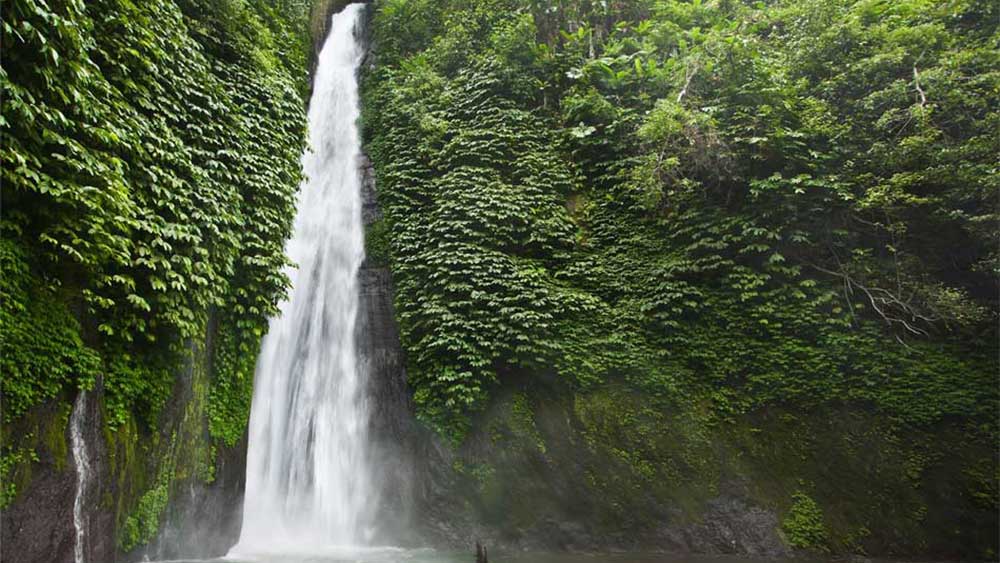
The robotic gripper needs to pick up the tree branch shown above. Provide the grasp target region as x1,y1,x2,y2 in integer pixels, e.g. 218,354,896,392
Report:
807,262,935,337
676,63,697,103
913,65,927,111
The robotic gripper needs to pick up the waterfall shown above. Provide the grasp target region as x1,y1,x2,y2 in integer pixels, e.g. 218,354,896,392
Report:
231,3,375,555
70,391,91,563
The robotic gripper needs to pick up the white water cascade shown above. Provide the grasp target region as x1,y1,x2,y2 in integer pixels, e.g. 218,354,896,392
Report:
70,391,92,563
231,3,375,555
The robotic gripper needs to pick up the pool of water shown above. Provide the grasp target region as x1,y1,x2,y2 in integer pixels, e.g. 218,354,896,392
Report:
154,547,904,563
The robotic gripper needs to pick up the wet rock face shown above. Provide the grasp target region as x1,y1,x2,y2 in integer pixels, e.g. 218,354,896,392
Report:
137,325,247,562
1,404,77,563
662,495,789,557
399,391,790,556
3,330,249,563
356,264,421,544
2,482,73,563
356,151,427,546
359,154,381,226
1,389,116,563
144,440,246,561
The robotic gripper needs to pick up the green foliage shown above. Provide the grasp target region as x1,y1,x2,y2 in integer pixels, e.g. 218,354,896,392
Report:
1,0,310,448
508,393,546,454
0,239,100,421
365,218,392,266
364,0,998,441
207,312,261,446
103,352,175,430
364,6,673,437
783,491,829,550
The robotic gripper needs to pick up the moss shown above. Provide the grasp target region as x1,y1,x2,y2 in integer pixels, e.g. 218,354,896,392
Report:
174,339,213,485
101,334,218,553
117,431,178,552
0,241,100,423
42,402,72,472
445,377,994,557
201,445,217,485
0,441,38,509
207,312,260,447
452,379,994,556
504,392,546,454
1,397,76,507
720,407,994,555
572,386,718,529
115,334,218,550
963,454,1000,510
105,412,146,550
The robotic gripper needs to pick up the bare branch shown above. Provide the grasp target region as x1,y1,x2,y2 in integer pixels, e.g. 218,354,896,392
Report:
913,65,927,111
676,63,697,104
849,213,887,231
807,262,936,337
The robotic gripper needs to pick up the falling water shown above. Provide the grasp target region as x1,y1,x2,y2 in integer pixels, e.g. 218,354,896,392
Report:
70,391,91,563
231,3,374,555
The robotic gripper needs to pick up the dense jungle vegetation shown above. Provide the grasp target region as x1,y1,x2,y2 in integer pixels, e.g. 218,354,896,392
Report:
363,0,997,440
1,0,997,557
362,0,998,551
2,0,315,546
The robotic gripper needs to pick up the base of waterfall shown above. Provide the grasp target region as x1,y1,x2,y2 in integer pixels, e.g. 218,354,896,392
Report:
224,545,435,562
143,551,935,563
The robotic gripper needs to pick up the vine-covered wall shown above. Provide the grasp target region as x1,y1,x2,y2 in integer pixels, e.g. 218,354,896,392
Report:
1,0,316,560
361,0,998,556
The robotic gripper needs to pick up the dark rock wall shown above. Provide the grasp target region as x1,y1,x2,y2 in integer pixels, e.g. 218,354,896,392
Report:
146,441,245,560
138,328,247,561
1,397,101,563
134,335,246,562
397,385,792,556
357,154,425,546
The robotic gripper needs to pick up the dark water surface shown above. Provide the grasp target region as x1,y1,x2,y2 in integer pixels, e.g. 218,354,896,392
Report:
155,547,930,563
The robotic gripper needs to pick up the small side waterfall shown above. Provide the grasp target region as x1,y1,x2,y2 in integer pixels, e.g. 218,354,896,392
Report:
70,391,92,563
231,3,375,555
